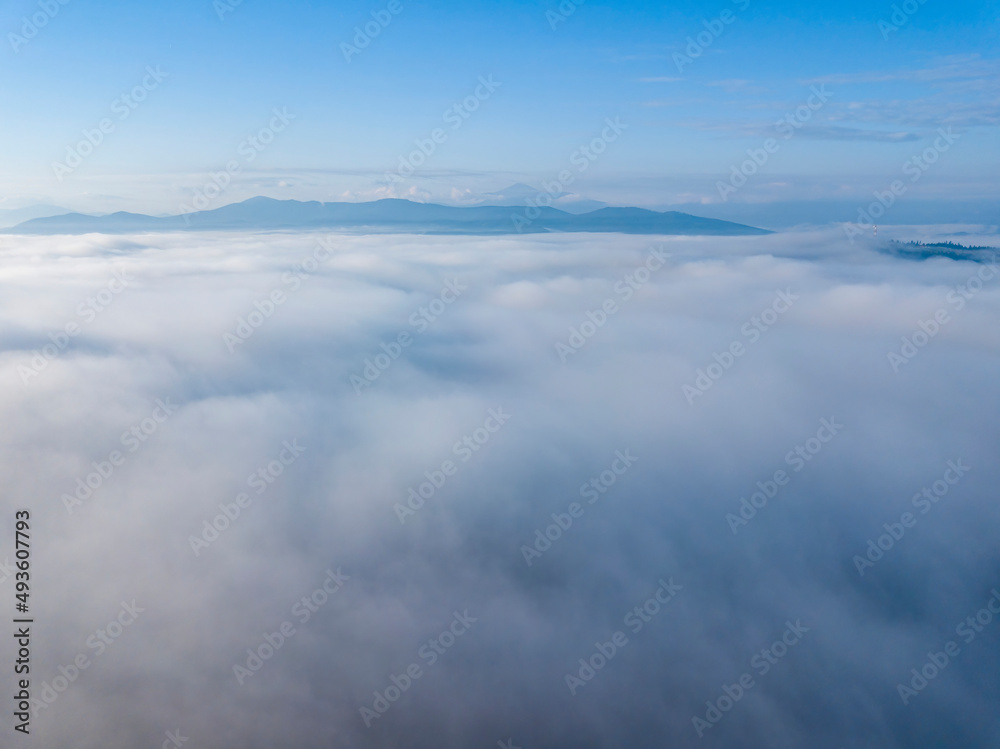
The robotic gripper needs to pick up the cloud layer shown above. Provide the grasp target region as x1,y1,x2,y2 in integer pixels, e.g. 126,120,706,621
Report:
1,228,999,748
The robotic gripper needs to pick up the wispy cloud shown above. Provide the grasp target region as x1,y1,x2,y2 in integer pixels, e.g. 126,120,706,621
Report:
804,54,1000,86
671,119,924,143
803,55,1000,128
706,78,753,92
792,126,923,142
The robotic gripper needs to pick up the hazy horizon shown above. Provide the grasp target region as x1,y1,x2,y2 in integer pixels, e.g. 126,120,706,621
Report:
2,0,998,219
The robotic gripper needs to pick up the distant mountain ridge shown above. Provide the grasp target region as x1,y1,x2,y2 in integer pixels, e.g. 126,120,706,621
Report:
476,182,608,213
5,197,771,236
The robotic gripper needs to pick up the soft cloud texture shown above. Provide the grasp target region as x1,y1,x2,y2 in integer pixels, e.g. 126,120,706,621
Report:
1,228,998,748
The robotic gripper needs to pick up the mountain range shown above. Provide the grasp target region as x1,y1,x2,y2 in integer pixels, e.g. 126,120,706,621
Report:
4,197,771,236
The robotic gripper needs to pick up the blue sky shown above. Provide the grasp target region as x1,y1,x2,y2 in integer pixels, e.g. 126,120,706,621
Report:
1,0,997,213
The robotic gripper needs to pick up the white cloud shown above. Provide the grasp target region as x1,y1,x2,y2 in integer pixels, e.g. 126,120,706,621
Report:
2,228,999,746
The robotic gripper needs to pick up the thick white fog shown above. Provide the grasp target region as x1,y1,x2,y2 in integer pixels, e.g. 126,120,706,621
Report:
1,227,998,748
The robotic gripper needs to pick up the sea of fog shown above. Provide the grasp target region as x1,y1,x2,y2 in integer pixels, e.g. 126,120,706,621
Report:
1,227,998,748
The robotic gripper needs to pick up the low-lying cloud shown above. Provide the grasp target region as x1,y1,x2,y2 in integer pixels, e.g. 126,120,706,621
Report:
1,227,998,748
